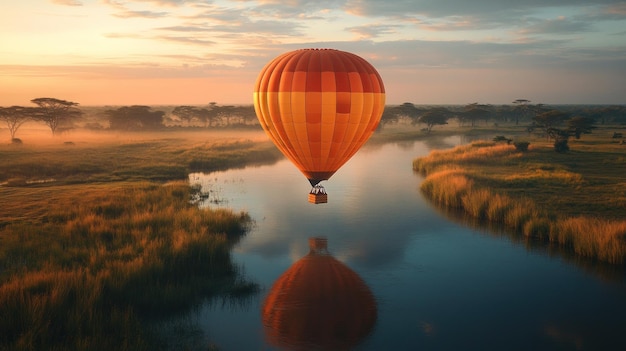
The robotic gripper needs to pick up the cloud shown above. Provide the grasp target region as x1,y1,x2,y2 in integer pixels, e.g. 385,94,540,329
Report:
6,0,626,105
178,7,310,37
343,0,625,34
102,0,170,18
604,2,626,17
127,0,204,5
579,2,626,21
414,15,503,32
156,35,217,45
519,16,592,35
346,23,402,39
51,0,83,6
103,32,144,39
105,31,217,46
112,10,170,18
344,0,622,18
102,0,125,8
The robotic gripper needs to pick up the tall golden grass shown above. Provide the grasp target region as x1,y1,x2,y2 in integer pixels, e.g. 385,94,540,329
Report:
0,182,256,351
415,140,626,264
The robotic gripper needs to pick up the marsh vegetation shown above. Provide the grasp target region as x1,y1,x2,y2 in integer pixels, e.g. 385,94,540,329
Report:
414,128,626,264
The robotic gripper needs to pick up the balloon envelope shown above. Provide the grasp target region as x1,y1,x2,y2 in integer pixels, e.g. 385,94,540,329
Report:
253,48,386,186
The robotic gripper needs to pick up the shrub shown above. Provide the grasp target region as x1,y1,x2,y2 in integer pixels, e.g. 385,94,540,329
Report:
513,141,530,152
493,136,512,144
554,138,569,152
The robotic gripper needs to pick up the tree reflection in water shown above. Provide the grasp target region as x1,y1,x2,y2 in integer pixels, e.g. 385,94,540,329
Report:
262,237,377,350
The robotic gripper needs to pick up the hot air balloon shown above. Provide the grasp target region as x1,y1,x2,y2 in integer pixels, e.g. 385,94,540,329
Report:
262,237,377,350
253,48,386,203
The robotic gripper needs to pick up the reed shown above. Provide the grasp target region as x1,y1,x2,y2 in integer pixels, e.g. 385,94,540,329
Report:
420,169,471,208
503,199,542,232
461,188,492,219
551,217,626,264
484,192,513,222
522,216,552,239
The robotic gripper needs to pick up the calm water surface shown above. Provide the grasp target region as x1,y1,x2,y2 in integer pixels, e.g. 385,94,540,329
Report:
188,137,626,351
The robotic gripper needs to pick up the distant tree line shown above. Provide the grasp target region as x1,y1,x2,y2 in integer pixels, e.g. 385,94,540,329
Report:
0,99,261,142
380,100,626,152
101,103,259,131
167,102,258,127
380,101,626,132
2,97,625,148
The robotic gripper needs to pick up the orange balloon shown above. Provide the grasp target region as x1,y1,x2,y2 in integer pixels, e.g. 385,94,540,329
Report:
253,48,386,187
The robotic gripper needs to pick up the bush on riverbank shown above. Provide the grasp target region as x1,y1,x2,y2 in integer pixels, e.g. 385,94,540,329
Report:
414,141,626,264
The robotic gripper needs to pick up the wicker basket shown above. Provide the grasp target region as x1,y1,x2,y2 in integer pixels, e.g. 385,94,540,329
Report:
308,192,328,204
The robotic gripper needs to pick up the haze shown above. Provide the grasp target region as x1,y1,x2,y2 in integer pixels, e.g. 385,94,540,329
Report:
1,0,625,106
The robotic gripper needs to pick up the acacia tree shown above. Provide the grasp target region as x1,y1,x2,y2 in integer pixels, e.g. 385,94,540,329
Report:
30,98,82,135
171,105,199,126
0,106,36,141
234,105,258,125
567,116,597,139
213,104,236,126
530,110,569,138
379,105,401,126
461,103,492,127
529,109,573,152
398,102,423,124
512,99,532,125
106,105,165,130
418,109,449,133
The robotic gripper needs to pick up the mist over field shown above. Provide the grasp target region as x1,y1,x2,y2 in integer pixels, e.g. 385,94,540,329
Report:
1,124,269,147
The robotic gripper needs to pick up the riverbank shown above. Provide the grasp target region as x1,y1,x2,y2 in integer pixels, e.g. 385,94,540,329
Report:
413,128,626,264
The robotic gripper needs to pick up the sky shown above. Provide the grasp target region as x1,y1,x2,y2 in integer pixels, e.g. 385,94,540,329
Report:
1,0,625,106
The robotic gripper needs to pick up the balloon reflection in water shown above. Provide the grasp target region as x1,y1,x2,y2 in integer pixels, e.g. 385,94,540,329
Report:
262,237,377,350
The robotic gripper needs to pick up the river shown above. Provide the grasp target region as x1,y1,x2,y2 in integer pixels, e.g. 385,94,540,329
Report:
186,136,626,351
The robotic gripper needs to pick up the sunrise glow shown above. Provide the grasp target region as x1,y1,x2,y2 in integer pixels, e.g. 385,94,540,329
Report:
1,0,625,106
